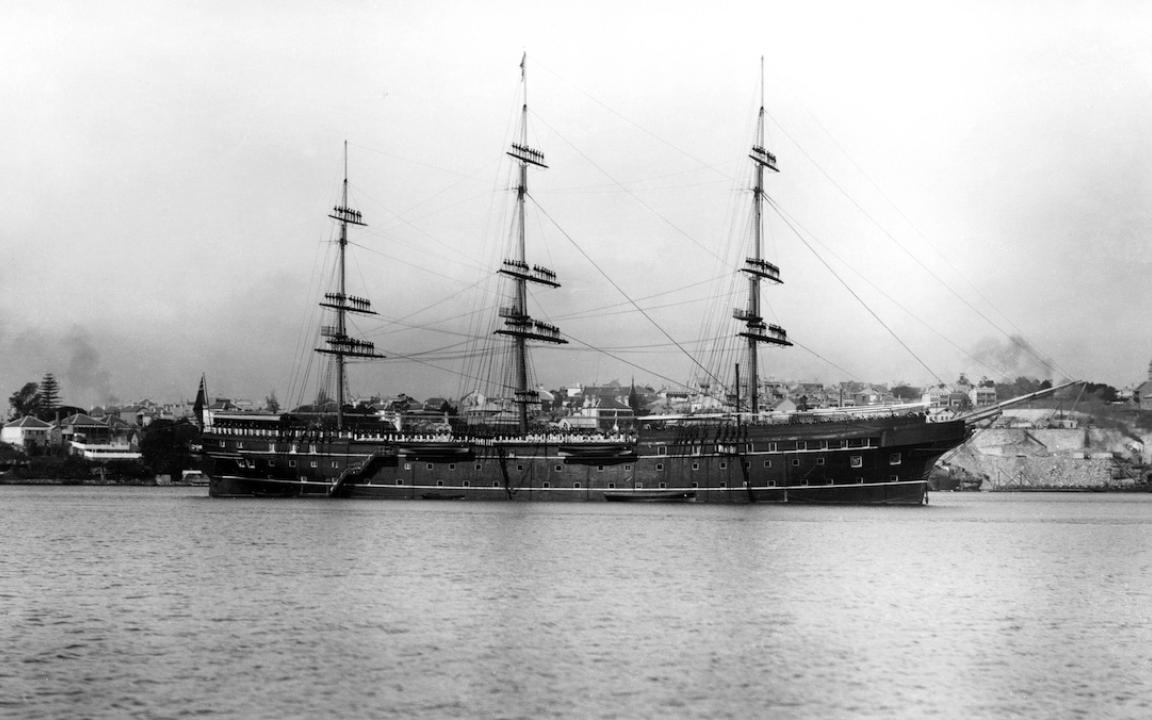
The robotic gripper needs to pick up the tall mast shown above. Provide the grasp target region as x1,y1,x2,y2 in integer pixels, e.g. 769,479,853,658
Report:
495,53,566,433
735,57,791,413
316,141,384,430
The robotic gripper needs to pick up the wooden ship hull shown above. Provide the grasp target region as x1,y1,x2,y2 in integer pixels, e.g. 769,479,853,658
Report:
202,416,966,505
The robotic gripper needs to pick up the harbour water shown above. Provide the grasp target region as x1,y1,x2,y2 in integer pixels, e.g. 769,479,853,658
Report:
3,487,1151,719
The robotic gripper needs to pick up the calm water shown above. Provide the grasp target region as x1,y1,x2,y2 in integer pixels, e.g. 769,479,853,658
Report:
3,488,1151,719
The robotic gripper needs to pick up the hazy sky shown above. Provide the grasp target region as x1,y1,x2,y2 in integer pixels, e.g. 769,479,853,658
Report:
4,0,1152,408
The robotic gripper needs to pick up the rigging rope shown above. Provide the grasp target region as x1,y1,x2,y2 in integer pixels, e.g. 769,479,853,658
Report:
766,196,945,385
763,107,1069,381
528,195,724,389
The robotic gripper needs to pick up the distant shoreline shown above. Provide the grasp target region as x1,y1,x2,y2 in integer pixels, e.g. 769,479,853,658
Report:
0,477,204,487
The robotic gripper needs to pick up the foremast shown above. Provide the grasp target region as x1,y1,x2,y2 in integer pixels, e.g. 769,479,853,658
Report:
494,53,567,433
734,58,791,412
315,142,385,430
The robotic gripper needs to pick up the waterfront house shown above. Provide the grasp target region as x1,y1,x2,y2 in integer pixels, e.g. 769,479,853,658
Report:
58,413,141,462
970,385,998,408
1135,361,1152,411
1,416,53,454
923,385,951,410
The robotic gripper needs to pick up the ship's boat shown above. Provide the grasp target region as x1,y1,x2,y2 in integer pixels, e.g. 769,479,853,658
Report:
198,56,969,504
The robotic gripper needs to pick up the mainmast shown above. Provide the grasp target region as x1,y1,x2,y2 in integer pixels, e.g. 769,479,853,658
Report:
316,142,384,430
494,53,566,433
734,58,791,412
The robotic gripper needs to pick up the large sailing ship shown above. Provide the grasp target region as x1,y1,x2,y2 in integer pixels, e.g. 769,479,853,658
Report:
200,57,969,504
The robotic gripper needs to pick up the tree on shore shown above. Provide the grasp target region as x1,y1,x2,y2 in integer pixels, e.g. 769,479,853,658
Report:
37,373,60,421
139,419,201,477
8,382,40,419
891,384,923,402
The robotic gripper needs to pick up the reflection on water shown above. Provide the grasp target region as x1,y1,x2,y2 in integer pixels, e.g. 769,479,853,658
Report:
2,487,1151,719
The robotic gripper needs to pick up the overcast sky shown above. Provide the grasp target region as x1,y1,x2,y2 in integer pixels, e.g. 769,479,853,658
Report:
3,0,1152,408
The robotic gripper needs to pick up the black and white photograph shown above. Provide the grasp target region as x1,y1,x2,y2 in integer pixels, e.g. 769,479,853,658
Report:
3,1,1151,717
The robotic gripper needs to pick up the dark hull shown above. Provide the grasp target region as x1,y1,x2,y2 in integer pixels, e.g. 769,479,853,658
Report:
202,416,966,506
604,490,696,503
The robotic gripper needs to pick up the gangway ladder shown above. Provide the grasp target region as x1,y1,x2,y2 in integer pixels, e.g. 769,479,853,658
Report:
328,451,390,497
